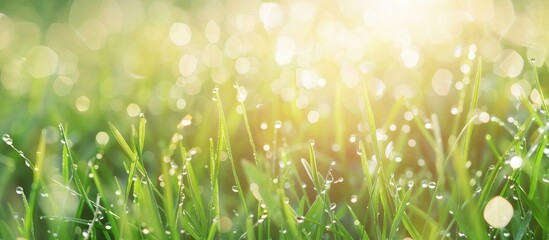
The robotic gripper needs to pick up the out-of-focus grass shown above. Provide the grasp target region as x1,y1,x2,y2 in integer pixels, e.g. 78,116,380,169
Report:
1,0,549,239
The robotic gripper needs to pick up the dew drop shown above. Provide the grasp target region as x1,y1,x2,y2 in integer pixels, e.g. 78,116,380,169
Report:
350,195,358,203
509,156,523,170
105,222,112,230
428,182,436,189
349,134,357,143
231,186,239,192
451,107,459,115
385,141,393,159
180,115,192,127
15,186,23,195
274,120,282,129
296,216,305,223
236,86,248,103
329,203,336,210
2,134,12,145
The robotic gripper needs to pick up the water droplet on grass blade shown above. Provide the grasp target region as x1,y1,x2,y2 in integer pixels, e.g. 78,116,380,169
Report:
15,186,23,195
350,195,358,203
385,141,393,159
231,186,238,192
484,196,513,228
274,120,282,129
509,156,523,170
296,216,305,223
236,86,248,102
2,134,13,145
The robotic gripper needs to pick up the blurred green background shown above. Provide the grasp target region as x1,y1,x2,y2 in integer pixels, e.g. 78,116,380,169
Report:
1,0,548,226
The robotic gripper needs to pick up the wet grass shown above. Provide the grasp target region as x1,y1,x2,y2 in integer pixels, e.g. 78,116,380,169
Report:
0,59,548,239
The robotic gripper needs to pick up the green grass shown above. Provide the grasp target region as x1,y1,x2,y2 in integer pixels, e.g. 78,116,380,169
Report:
1,58,548,239
1,1,549,239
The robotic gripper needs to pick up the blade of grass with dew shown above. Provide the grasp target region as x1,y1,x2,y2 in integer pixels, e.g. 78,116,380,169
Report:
109,120,166,238
358,140,380,238
238,100,264,171
108,122,136,162
276,155,300,239
137,113,145,156
516,185,548,232
19,192,31,238
22,130,45,239
182,145,208,236
519,95,544,126
83,194,101,239
108,122,147,207
401,213,422,240
136,176,166,239
361,81,381,164
160,149,176,239
89,165,120,239
389,187,411,239
62,136,70,186
302,197,325,238
59,124,99,236
307,141,321,192
278,187,299,239
513,210,533,240
329,211,354,239
214,89,255,239
242,161,284,228
529,137,546,198
345,204,369,239
207,138,219,240
531,60,548,115
361,81,395,239
453,58,487,239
